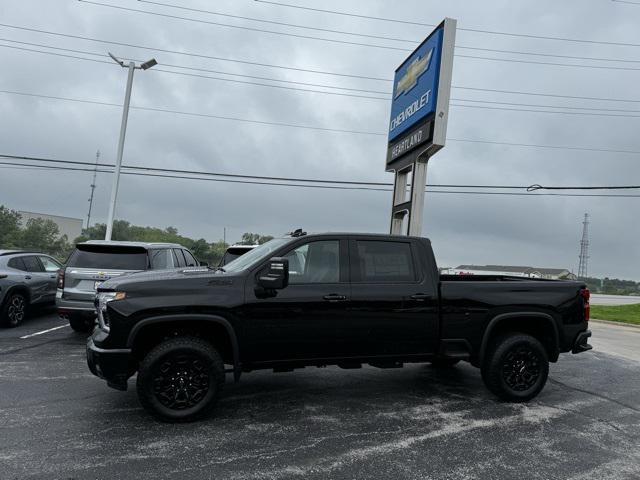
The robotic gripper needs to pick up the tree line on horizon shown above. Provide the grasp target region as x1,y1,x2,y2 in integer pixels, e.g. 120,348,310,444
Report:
0,205,272,266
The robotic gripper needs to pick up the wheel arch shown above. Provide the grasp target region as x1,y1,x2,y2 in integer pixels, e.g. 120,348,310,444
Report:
127,314,241,382
478,312,560,365
2,285,31,305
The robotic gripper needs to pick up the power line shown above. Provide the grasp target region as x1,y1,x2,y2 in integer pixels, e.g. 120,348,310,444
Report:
453,86,640,104
11,44,640,115
5,89,640,154
255,0,640,49
0,22,391,82
451,97,640,114
149,0,640,66
0,38,390,94
139,0,415,44
0,89,386,136
1,154,638,192
77,1,408,51
0,43,388,101
77,2,640,72
450,102,640,119
1,159,639,198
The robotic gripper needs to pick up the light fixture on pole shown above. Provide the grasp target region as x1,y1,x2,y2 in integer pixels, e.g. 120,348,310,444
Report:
104,52,157,241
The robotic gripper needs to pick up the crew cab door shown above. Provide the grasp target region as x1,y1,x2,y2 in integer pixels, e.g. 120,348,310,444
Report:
242,238,350,361
346,238,439,356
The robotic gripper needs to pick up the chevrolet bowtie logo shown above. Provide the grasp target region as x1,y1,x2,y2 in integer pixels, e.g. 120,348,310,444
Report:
394,49,433,99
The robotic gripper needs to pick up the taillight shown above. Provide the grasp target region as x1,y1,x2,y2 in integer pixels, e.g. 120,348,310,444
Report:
580,288,590,322
57,269,65,289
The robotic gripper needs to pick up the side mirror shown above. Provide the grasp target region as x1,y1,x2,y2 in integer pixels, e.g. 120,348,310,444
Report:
258,257,289,290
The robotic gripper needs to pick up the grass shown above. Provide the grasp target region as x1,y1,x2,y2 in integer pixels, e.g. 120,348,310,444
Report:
591,304,640,326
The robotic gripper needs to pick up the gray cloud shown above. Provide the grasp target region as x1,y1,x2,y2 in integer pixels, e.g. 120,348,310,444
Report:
0,0,638,279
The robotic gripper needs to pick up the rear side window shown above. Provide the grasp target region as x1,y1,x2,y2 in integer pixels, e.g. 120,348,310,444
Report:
67,246,148,270
39,256,62,272
355,241,415,283
182,250,197,267
172,249,186,267
7,257,26,271
22,256,44,272
149,249,174,270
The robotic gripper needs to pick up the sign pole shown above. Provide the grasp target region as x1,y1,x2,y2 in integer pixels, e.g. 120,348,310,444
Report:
408,157,428,236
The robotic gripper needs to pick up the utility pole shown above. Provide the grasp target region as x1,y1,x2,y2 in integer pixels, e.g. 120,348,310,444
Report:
577,213,590,279
104,53,157,241
86,150,100,229
223,227,226,246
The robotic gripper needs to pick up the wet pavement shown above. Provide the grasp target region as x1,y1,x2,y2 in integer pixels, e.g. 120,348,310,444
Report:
1,312,639,480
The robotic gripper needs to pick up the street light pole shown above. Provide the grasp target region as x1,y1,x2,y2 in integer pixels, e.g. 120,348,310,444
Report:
104,53,157,241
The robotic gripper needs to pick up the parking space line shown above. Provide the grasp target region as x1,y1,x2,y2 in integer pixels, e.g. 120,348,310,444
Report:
20,324,69,339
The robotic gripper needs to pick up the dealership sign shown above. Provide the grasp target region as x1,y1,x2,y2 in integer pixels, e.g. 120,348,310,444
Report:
386,19,456,170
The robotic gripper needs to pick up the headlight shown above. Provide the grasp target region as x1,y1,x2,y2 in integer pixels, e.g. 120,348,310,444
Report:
96,291,126,332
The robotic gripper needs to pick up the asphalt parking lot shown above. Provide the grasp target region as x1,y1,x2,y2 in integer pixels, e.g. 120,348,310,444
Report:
1,312,639,480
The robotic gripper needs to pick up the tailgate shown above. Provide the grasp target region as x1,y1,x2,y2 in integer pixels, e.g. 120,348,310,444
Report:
63,268,139,302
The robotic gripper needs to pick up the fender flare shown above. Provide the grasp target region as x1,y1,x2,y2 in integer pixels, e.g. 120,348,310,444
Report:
127,313,241,382
478,312,560,364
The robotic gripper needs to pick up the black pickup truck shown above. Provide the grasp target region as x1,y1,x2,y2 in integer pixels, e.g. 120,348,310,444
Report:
87,232,592,422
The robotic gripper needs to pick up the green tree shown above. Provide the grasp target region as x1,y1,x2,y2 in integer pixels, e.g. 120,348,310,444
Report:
0,206,21,248
240,232,273,245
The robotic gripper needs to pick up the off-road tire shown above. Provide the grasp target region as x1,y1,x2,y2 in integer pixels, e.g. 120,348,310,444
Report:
481,333,549,402
136,336,225,423
1,292,28,328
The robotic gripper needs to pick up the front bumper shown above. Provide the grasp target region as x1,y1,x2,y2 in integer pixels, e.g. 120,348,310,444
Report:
86,335,133,391
572,329,593,354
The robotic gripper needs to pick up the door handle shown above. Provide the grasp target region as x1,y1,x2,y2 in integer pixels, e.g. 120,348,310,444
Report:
410,293,431,300
50,275,57,279
323,294,347,302
24,275,32,280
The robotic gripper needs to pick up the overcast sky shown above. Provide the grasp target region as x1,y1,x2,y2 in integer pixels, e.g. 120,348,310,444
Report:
1,0,639,280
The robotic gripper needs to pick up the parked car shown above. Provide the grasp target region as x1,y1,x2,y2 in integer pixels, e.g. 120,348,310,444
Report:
87,232,592,422
57,241,202,333
0,250,63,327
218,244,257,267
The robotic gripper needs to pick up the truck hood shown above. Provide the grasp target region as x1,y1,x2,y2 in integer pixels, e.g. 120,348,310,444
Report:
97,267,238,291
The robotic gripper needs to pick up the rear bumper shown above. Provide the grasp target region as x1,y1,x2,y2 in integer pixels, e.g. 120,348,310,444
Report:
572,329,592,354
56,297,95,315
86,336,133,391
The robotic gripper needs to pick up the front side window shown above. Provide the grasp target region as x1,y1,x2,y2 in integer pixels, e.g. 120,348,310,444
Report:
182,250,197,267
355,241,415,283
283,240,340,284
38,256,62,272
172,249,186,267
149,249,174,270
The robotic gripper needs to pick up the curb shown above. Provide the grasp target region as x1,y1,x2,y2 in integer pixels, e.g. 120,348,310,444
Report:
590,318,640,329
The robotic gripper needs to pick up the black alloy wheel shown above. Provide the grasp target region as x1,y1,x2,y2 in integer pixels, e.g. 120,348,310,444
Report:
501,347,541,392
481,333,549,402
152,353,211,410
137,337,225,422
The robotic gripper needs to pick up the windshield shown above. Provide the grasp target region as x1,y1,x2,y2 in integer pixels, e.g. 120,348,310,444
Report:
223,238,291,272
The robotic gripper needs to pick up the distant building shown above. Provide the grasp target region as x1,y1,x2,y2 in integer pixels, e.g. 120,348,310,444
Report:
18,211,83,242
447,265,577,280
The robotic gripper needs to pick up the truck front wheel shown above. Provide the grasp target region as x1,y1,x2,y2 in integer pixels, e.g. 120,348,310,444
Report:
481,333,549,402
136,337,225,422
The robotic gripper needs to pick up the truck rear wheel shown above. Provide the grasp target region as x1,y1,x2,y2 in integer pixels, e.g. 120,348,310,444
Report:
481,333,548,402
136,337,225,423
